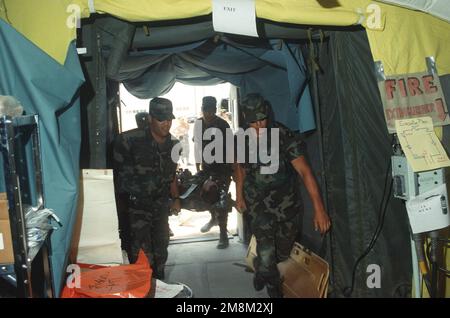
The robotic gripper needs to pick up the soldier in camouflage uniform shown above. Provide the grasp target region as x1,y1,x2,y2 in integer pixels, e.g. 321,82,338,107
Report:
135,111,175,237
194,96,233,249
113,97,181,280
234,93,331,298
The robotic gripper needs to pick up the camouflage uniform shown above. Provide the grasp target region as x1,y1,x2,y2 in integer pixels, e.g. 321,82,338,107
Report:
243,123,305,289
113,111,178,280
240,93,306,297
194,96,233,248
195,118,232,212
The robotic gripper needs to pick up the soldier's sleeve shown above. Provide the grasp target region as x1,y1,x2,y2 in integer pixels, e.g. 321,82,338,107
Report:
285,129,307,162
220,119,233,166
233,132,246,167
113,134,136,195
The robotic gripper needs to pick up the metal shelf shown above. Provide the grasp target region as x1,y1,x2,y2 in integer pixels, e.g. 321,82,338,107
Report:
0,114,53,298
0,264,17,288
11,114,38,128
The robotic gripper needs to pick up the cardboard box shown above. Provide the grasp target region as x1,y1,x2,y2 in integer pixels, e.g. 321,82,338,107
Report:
246,235,329,298
0,193,14,264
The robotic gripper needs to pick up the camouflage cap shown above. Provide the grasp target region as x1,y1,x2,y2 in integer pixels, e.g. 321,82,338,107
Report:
149,97,175,121
135,112,149,129
240,93,269,123
220,98,229,112
202,96,217,113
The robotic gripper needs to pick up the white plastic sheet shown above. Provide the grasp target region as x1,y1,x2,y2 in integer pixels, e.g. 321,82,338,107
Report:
74,169,123,264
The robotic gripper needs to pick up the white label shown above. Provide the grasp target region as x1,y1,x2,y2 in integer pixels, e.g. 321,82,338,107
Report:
0,233,4,250
406,183,450,233
212,0,258,37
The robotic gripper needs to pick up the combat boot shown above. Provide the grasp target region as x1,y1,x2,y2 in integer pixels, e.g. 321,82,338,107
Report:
266,283,283,298
253,274,265,291
200,215,218,233
217,228,229,249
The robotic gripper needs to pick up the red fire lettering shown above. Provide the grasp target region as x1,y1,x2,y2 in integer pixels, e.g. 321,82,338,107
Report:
398,78,407,98
407,77,423,96
422,75,438,94
385,80,396,100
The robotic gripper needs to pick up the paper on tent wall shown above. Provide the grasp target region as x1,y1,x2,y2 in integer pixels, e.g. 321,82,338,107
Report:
395,117,450,172
212,0,258,37
74,169,123,265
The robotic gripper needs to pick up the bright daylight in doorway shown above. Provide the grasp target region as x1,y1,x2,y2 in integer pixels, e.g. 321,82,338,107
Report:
119,82,238,242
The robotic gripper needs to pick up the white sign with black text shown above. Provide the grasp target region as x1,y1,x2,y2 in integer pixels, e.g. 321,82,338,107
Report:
406,183,450,234
212,0,258,37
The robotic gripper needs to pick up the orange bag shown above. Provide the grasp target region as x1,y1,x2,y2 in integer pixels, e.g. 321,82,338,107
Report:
61,250,152,298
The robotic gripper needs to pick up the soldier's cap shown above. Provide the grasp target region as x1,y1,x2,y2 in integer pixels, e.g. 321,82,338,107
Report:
202,96,217,113
240,93,269,123
220,98,229,111
135,112,149,129
149,97,175,121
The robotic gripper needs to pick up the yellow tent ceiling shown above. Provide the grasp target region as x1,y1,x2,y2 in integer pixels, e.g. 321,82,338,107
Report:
0,0,449,76
367,1,450,75
0,0,367,64
86,0,364,25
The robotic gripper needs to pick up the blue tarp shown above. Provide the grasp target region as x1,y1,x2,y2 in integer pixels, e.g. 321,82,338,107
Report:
0,19,84,296
121,38,316,132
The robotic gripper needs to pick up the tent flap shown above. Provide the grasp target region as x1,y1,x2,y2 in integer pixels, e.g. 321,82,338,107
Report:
0,19,84,296
117,37,315,132
318,30,412,297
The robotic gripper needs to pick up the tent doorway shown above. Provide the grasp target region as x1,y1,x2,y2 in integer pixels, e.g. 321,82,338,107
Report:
118,82,240,244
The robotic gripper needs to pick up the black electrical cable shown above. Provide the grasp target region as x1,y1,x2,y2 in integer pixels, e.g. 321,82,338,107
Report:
343,157,393,297
430,261,438,298
422,238,433,295
425,236,450,282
